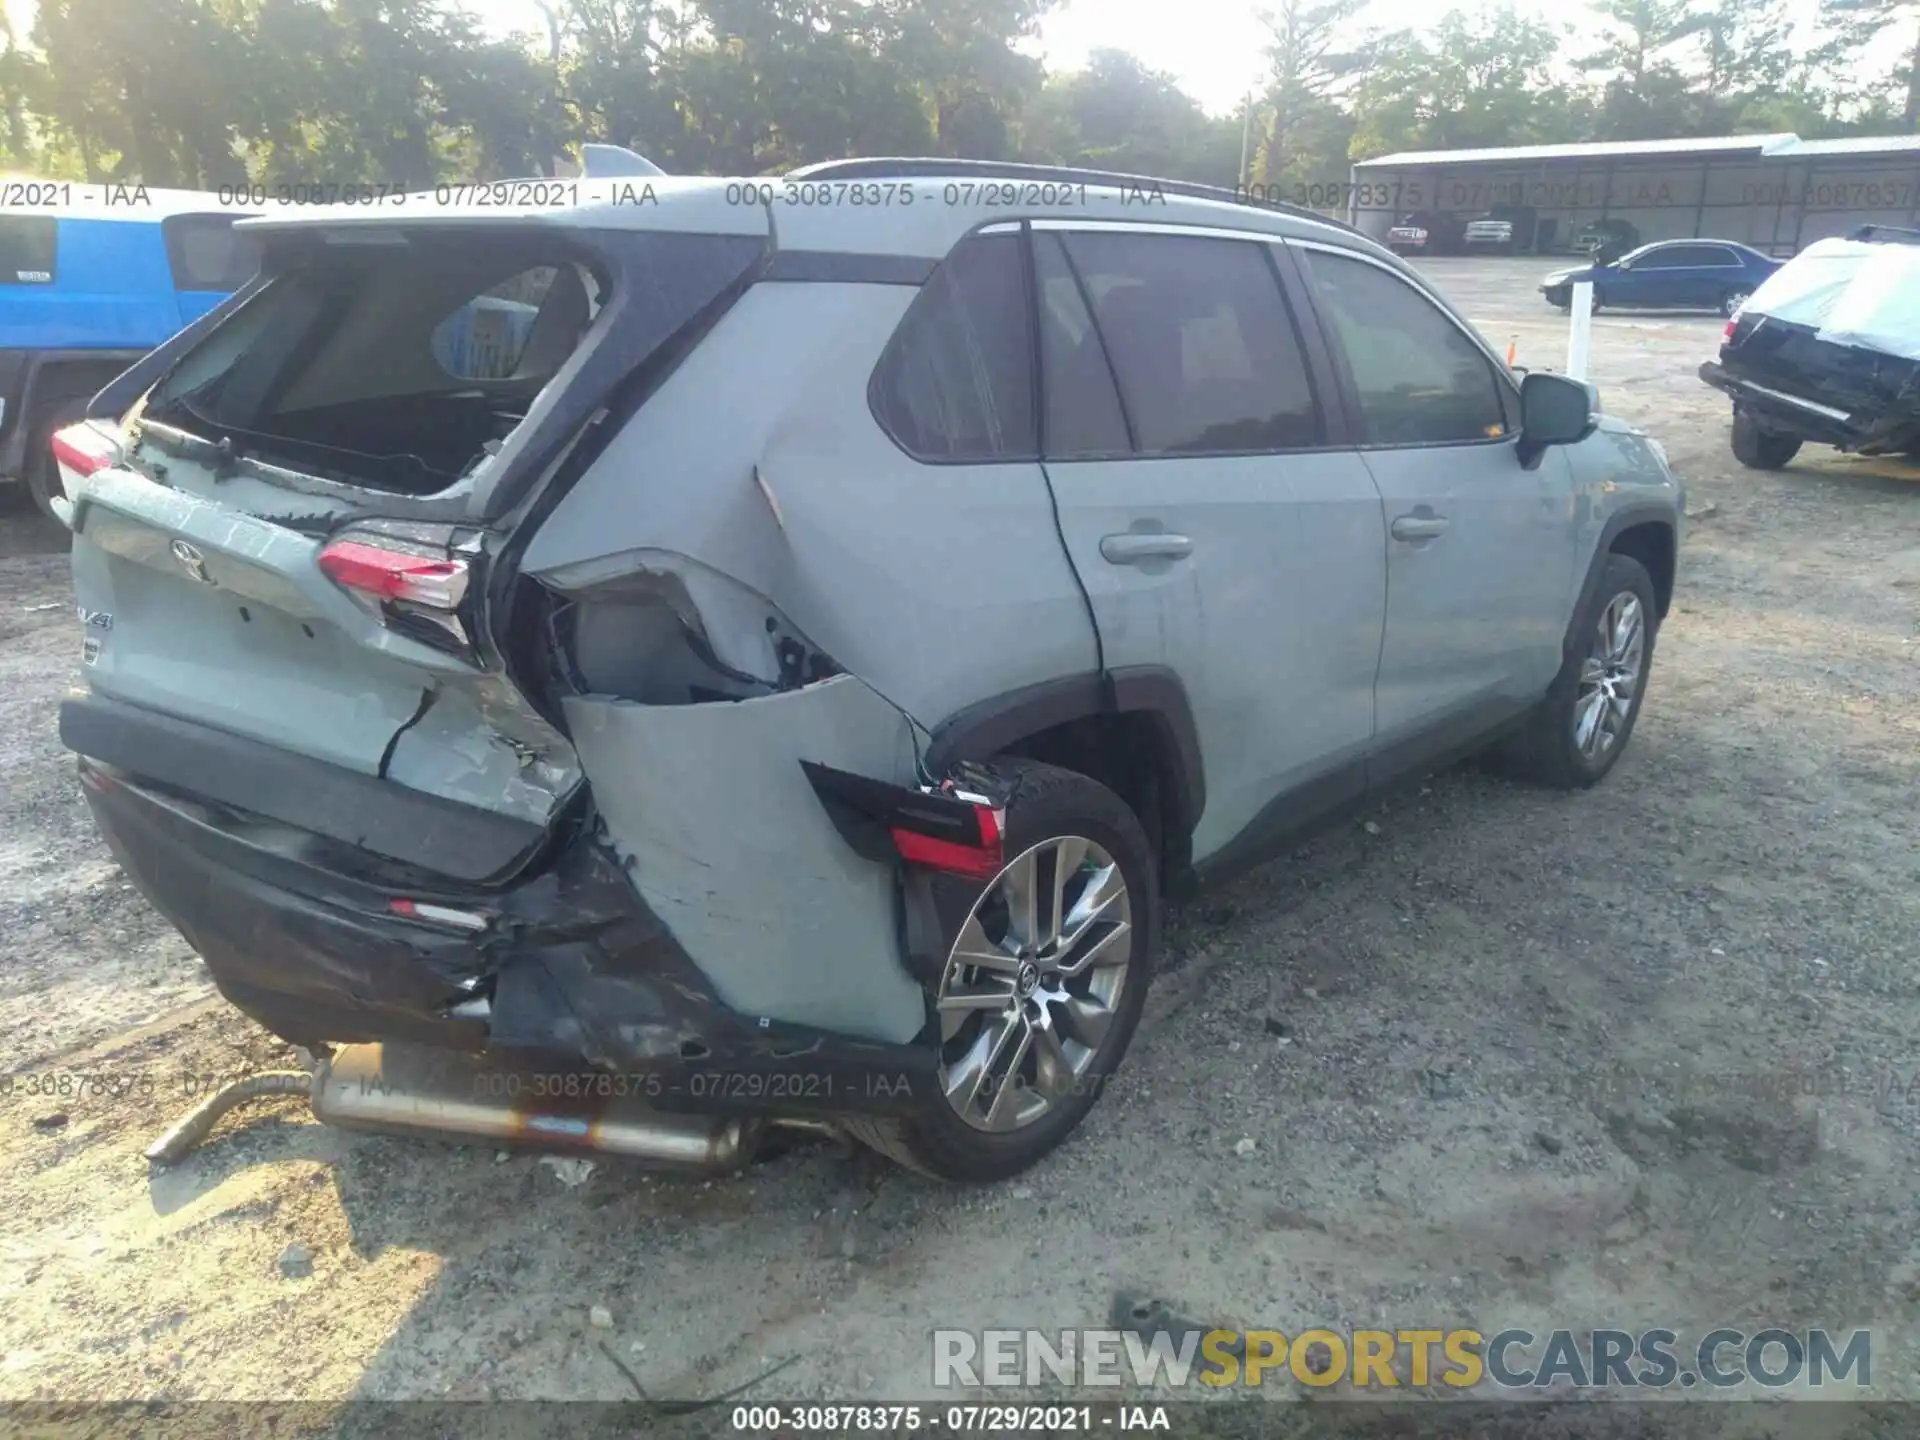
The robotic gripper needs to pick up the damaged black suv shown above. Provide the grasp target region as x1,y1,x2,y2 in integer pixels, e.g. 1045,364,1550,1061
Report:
1701,224,1920,470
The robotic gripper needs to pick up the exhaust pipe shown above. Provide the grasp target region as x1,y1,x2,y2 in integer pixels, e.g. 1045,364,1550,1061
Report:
311,1044,759,1172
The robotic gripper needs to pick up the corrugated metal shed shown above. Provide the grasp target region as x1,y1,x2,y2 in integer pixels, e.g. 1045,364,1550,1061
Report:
1354,135,1796,169
1354,132,1920,169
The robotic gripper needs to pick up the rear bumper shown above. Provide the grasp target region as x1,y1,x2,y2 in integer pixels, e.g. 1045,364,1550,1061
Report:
1699,359,1865,448
75,758,937,1119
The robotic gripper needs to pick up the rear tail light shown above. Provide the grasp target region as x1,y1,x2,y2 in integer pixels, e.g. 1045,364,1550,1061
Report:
318,539,469,610
51,423,120,478
1723,319,1737,340
890,797,1004,880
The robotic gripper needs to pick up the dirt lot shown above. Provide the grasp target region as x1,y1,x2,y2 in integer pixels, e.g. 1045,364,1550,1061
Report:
2,256,1917,1425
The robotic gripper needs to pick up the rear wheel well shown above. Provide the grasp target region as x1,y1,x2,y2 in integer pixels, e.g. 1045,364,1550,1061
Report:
996,711,1188,897
1609,522,1674,619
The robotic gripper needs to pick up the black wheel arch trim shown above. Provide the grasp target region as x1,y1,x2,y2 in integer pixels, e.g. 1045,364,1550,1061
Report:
922,666,1206,843
1572,505,1678,647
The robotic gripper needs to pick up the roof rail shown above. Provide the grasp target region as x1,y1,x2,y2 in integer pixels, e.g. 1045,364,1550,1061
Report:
1847,223,1920,246
786,157,1363,236
582,144,665,178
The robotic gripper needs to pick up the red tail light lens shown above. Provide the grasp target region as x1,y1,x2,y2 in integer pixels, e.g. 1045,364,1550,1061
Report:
1723,319,1736,340
318,540,469,610
51,424,120,477
889,804,1005,880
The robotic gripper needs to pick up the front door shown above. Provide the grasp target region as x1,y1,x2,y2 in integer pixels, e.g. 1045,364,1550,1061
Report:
1292,243,1580,778
1030,224,1388,867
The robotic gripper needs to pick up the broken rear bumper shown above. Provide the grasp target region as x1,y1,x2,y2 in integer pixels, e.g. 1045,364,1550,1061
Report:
76,758,936,1119
1700,358,1920,453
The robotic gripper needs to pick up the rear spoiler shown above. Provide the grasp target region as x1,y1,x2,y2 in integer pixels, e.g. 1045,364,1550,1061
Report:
581,145,665,179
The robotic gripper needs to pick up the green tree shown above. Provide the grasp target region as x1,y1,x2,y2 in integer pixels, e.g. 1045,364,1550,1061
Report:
1251,0,1365,186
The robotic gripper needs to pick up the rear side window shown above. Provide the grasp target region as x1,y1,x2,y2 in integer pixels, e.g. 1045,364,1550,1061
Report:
163,214,261,290
1303,250,1509,447
870,233,1035,461
1059,231,1322,456
0,216,57,284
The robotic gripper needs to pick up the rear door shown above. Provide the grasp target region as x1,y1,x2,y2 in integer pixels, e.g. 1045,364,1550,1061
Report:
1031,223,1387,867
60,202,770,880
1292,242,1578,776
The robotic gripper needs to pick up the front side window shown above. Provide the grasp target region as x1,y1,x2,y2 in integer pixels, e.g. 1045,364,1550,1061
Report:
1303,250,1510,447
870,232,1035,462
1058,230,1322,456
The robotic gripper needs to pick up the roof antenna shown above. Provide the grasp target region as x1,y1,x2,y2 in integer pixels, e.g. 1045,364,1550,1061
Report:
581,144,665,178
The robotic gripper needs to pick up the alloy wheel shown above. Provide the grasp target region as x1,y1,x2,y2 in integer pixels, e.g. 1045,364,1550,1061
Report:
1573,590,1645,761
934,836,1133,1133
1722,289,1751,318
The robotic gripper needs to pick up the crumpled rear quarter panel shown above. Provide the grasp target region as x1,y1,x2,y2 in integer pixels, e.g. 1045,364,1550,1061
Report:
562,673,929,1044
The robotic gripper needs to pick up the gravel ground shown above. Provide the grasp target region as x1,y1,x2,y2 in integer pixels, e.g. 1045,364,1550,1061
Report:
1,257,1916,1429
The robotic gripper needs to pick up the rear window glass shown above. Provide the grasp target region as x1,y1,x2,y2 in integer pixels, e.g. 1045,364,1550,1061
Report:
163,214,261,290
140,227,763,500
142,233,621,495
0,216,57,284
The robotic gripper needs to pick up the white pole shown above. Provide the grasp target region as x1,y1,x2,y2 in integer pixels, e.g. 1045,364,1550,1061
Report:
1565,280,1594,381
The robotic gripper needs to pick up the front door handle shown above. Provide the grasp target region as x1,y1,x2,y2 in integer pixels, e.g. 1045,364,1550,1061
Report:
1390,512,1450,542
1100,532,1194,565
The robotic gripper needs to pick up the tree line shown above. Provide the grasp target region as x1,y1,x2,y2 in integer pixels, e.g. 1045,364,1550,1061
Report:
0,0,1913,192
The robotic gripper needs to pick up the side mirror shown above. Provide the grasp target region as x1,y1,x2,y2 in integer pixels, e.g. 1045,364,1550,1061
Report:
1517,371,1598,467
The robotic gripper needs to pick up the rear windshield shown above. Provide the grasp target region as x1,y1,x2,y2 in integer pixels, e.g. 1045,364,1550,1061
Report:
0,216,57,284
144,231,607,494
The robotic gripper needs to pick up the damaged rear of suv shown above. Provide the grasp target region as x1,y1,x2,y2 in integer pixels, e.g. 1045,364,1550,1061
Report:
54,175,1163,1183
1700,225,1920,469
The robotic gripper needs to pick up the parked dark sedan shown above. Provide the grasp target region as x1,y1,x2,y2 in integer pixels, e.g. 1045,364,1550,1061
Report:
1541,240,1782,317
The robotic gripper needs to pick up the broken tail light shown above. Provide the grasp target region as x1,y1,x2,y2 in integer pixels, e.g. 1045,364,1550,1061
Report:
318,540,470,610
51,423,121,478
800,761,1009,881
890,802,1004,880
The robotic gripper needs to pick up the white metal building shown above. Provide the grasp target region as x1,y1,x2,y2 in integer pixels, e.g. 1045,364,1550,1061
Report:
1345,133,1920,254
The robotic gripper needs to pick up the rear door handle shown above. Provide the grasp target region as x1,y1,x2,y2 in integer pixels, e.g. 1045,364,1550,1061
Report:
1099,532,1194,565
1390,513,1450,542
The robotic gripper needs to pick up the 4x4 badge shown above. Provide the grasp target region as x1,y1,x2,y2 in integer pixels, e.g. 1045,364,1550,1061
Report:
169,538,216,585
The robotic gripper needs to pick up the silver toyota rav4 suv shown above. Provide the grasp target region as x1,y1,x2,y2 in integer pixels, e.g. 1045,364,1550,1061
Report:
51,159,1681,1182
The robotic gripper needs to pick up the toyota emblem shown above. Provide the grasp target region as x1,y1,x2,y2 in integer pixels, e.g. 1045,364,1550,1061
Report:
169,538,215,585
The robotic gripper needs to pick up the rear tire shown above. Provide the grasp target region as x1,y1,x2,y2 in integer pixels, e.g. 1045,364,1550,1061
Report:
846,759,1158,1183
1500,553,1659,790
1731,410,1801,470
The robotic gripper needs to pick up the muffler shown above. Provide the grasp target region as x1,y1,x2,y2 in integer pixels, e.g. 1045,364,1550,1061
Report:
311,1043,760,1172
